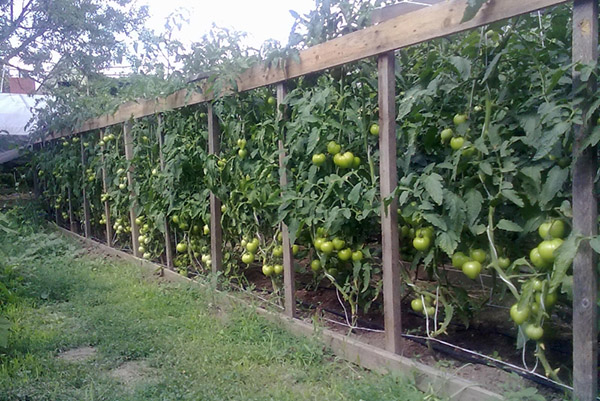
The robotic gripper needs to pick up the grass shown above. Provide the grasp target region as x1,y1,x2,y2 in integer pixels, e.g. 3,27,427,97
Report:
0,206,433,401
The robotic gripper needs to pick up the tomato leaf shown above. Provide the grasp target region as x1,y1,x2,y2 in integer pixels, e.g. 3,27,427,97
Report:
449,56,471,80
579,125,600,154
423,213,447,231
464,189,483,226
539,166,568,208
533,121,571,161
479,161,493,176
348,183,361,205
461,0,487,23
422,173,444,206
306,127,320,154
501,189,524,208
438,231,459,256
497,219,523,232
550,234,581,293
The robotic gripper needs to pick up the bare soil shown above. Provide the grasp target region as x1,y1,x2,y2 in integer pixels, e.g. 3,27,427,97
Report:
57,346,97,362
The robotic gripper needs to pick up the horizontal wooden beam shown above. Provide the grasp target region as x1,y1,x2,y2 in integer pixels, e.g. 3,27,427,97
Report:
51,0,568,138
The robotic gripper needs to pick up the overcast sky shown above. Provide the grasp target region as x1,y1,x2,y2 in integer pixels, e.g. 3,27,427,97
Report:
140,0,315,48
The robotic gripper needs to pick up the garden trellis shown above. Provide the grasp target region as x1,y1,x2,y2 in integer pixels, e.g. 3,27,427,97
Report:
33,1,598,399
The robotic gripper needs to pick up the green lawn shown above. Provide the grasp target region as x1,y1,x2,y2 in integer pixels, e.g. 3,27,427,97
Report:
0,207,431,401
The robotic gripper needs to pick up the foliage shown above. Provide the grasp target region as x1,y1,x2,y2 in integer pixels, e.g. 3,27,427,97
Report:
0,0,148,85
30,0,600,386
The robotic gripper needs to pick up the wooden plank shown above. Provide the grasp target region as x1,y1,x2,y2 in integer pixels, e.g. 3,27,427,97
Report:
123,121,141,257
44,0,568,139
156,115,173,270
572,1,598,400
277,83,296,318
378,52,402,353
54,224,503,401
80,139,92,238
208,104,223,273
99,131,113,246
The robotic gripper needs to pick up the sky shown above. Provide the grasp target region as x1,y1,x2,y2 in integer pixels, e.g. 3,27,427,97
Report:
140,0,316,48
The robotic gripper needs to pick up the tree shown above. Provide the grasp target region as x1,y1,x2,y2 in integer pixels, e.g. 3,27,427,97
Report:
0,0,148,87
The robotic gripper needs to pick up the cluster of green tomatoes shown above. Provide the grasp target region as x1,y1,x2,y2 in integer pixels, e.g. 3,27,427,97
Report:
310,227,364,279
311,140,360,169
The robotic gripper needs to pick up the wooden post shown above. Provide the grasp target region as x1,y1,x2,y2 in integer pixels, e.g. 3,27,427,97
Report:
157,115,173,270
208,104,223,273
378,51,402,353
99,131,113,246
123,121,141,257
67,185,77,233
277,83,296,318
572,2,598,400
80,138,92,238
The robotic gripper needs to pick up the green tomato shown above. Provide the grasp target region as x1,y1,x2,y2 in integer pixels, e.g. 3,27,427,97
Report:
204,224,210,235
538,239,563,263
469,249,487,263
237,138,247,149
535,291,557,309
312,153,326,166
310,260,321,272
272,245,283,257
327,141,341,155
262,264,274,276
424,306,435,316
337,248,352,261
352,156,361,168
452,252,471,269
498,257,510,269
411,298,424,312
320,241,334,255
524,324,544,341
532,278,544,292
273,264,283,275
529,247,550,269
292,244,299,255
267,96,276,105
370,123,380,136
246,241,259,253
176,243,187,253
238,148,248,159
453,113,467,125
450,136,465,150
416,227,434,239
440,128,453,143
242,253,255,264
332,238,345,250
510,304,530,325
538,222,551,239
412,236,431,252
548,220,566,239
462,260,482,279
351,250,363,262
314,237,326,251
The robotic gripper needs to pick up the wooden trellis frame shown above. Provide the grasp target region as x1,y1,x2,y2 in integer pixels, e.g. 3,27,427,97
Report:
38,1,598,399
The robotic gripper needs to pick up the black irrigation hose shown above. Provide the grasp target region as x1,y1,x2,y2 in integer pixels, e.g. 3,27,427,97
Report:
292,293,574,395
